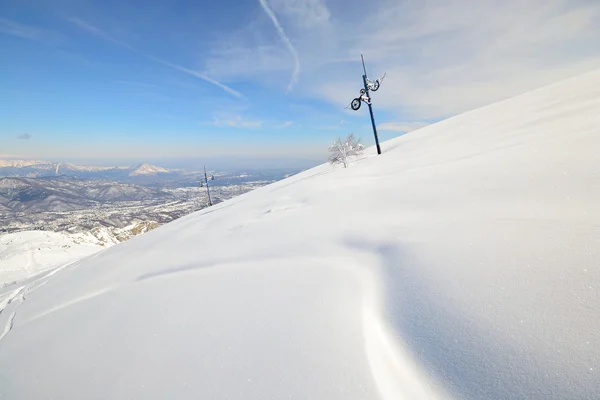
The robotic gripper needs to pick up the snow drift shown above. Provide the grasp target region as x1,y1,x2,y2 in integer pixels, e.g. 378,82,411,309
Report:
1,69,599,399
0,231,106,286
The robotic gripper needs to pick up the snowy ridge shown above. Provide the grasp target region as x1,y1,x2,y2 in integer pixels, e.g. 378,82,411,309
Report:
0,160,47,168
0,231,107,286
0,224,158,286
0,69,599,399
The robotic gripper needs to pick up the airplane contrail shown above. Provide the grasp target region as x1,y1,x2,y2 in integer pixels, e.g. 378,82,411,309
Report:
68,17,244,99
258,0,300,92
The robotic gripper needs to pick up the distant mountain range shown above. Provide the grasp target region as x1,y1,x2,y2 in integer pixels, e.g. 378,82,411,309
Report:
0,176,173,213
0,160,173,180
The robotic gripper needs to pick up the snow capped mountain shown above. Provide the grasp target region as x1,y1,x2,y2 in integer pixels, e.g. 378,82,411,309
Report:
0,159,47,168
54,163,116,174
0,160,170,179
128,163,170,176
0,160,113,172
0,69,599,399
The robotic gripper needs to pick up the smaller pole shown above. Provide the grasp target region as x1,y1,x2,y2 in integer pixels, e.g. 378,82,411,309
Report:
204,165,212,206
361,54,367,77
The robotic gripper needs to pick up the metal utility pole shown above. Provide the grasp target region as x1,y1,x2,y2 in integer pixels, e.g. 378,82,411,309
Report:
348,54,386,155
201,165,214,206
362,55,381,155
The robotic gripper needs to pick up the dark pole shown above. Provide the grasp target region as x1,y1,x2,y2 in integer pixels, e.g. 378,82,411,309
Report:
361,55,382,155
204,165,212,206
361,54,368,76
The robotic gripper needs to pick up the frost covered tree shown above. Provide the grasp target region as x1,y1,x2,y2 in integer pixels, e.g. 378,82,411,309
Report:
328,133,364,168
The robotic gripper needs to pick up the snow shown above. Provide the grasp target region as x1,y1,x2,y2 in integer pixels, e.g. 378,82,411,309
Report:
128,163,170,176
0,159,47,168
0,231,107,286
0,224,161,287
1,69,599,399
0,159,168,174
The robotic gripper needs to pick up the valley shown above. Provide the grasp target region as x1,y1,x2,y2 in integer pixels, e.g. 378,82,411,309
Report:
0,163,301,285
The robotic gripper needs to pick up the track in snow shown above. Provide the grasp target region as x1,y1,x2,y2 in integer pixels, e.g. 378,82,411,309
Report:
0,261,79,345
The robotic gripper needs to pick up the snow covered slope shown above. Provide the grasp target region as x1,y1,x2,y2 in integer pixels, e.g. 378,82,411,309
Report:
0,231,107,286
0,223,161,287
1,70,599,399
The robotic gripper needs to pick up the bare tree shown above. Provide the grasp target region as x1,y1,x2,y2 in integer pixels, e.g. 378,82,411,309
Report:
328,133,364,168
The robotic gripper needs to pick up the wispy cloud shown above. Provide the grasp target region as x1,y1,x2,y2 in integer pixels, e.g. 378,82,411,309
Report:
276,121,294,128
0,18,42,41
68,17,134,49
316,119,346,130
0,18,65,45
319,0,600,119
316,125,342,131
213,115,264,129
205,0,600,123
259,0,301,91
145,54,244,98
378,121,430,132
68,17,243,98
269,0,330,28
17,133,32,140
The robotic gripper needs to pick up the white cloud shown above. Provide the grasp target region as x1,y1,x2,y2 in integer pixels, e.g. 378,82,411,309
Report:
145,54,244,99
68,17,244,99
316,119,346,130
204,0,600,121
268,0,330,28
68,17,134,50
378,122,430,133
0,18,43,41
213,115,264,129
276,121,294,128
0,18,65,45
206,43,293,84
204,0,336,91
259,0,301,91
332,0,600,119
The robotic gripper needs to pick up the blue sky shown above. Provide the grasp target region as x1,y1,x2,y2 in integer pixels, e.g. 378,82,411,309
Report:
2,0,600,167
